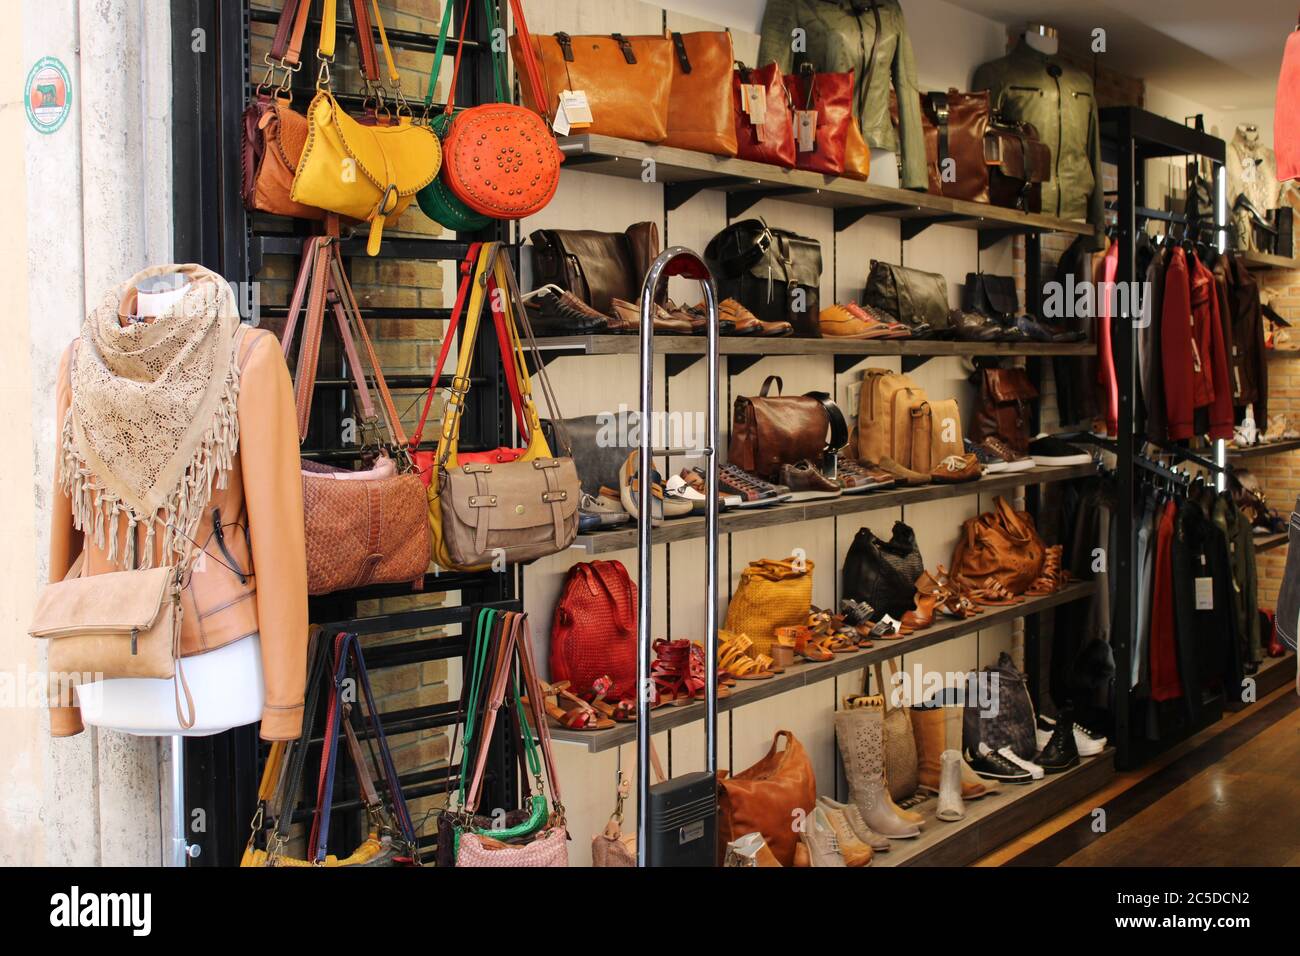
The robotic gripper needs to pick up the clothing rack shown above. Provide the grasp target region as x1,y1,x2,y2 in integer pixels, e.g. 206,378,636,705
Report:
169,0,522,866
1099,107,1228,769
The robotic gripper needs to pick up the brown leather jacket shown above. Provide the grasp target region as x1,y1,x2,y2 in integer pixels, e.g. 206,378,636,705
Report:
49,328,309,741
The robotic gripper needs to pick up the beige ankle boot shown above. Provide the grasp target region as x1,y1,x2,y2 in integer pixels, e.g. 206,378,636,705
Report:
800,806,847,866
818,805,874,866
834,703,921,839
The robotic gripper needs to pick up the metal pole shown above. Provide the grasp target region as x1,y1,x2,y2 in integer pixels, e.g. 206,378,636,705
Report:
168,736,198,865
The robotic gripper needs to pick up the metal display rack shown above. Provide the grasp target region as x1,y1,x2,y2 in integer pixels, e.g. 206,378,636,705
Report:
169,0,520,866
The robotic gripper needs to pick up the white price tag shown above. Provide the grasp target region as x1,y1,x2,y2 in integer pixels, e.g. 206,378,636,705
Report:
1194,576,1214,611
796,110,818,152
558,89,593,128
551,102,571,136
744,85,766,126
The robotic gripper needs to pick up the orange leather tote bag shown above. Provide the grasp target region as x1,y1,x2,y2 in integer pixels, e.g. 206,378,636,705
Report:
512,29,674,143
951,496,1045,595
717,730,816,867
440,0,563,220
664,31,738,156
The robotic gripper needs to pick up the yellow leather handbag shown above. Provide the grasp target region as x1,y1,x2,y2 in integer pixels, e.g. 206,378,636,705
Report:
291,0,441,255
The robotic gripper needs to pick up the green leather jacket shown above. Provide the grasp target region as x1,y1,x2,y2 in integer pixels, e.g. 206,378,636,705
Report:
757,0,928,190
973,41,1105,246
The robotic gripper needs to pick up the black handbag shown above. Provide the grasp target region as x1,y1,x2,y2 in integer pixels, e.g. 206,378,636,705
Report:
542,415,628,496
962,272,1019,320
962,651,1037,761
842,521,924,620
864,261,951,336
705,219,822,337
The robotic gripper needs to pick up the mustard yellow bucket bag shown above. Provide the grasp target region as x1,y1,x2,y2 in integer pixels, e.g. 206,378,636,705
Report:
725,556,815,656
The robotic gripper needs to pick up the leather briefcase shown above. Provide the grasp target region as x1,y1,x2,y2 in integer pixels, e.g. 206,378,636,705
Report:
986,116,1051,213
512,31,674,143
665,31,738,156
729,375,847,480
963,272,1020,320
530,222,660,316
864,261,952,335
706,219,822,337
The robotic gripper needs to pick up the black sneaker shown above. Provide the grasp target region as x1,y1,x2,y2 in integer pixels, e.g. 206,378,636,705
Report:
1027,434,1094,467
1036,714,1107,757
968,743,1033,783
1033,710,1082,773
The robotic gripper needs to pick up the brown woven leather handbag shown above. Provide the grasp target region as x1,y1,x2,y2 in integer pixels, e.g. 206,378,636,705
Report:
280,232,430,595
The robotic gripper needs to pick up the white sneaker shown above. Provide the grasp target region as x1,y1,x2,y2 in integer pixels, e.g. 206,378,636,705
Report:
997,746,1045,780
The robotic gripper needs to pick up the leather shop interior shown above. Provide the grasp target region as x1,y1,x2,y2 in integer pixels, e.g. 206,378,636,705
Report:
10,0,1300,881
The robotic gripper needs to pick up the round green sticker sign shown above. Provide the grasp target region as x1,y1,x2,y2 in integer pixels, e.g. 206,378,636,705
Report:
26,56,72,134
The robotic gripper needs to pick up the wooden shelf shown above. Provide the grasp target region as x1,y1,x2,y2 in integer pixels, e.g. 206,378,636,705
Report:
1240,250,1300,271
571,462,1097,555
1256,531,1289,553
550,581,1095,753
1229,438,1300,459
558,134,1096,246
876,747,1116,866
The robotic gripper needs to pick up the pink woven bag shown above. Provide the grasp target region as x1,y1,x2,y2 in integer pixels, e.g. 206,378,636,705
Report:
456,826,568,867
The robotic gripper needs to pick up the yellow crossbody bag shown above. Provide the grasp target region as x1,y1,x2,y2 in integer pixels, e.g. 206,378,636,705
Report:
291,0,441,255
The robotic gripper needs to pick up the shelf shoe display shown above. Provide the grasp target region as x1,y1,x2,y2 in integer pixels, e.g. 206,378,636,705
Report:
1033,709,1082,773
912,704,989,799
997,747,1045,780
1027,434,1094,467
818,804,875,866
1036,713,1109,757
619,451,691,525
835,456,897,493
834,702,922,839
578,492,632,533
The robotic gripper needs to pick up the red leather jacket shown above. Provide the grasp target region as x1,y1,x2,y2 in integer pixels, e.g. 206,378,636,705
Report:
1161,248,1234,441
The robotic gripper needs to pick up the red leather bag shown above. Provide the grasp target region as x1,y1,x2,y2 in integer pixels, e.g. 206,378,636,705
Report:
732,62,796,168
550,561,638,702
1277,22,1300,182
783,65,852,176
441,0,564,219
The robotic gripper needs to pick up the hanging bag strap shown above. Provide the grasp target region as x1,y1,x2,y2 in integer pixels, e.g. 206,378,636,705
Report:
506,0,550,128
421,0,461,116
268,630,334,854
440,0,480,116
411,243,482,448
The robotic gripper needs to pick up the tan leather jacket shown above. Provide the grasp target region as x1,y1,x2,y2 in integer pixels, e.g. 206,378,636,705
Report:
49,328,309,741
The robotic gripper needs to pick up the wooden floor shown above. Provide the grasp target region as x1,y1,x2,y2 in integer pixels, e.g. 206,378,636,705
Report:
976,681,1300,867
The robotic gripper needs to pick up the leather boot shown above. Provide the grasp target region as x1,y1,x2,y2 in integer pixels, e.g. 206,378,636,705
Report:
946,705,991,798
936,750,965,822
914,705,989,799
835,704,921,839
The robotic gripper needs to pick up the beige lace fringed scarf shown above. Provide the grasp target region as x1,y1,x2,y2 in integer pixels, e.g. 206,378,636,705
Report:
60,264,242,570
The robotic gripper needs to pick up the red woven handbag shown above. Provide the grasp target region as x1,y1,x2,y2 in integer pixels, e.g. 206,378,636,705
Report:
440,0,563,220
550,561,637,702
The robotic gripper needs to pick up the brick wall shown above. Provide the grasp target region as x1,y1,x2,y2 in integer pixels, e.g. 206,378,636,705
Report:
250,1,455,850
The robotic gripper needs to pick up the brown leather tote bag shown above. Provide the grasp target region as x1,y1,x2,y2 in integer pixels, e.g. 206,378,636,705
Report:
717,730,816,867
513,31,674,143
728,375,847,480
281,233,431,595
922,89,991,202
528,222,660,315
951,496,1045,595
664,31,738,156
969,367,1039,454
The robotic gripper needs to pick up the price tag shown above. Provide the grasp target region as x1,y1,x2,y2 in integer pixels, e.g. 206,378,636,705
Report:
558,89,593,127
551,103,571,136
1194,577,1214,611
796,110,818,152
744,85,766,126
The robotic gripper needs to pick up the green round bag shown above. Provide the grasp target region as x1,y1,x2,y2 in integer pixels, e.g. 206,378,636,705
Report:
417,113,492,232
415,0,496,233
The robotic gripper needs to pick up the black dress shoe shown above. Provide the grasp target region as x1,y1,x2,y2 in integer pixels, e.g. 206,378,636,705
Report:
950,310,1003,342
968,744,1033,783
1034,709,1081,773
524,286,611,335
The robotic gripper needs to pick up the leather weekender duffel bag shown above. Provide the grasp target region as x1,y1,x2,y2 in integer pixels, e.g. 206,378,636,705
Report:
717,730,817,867
706,219,822,337
512,29,674,143
529,221,660,316
728,375,848,480
864,260,952,337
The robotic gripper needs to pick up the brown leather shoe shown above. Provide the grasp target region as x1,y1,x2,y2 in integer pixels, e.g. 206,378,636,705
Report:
610,297,693,334
819,304,895,339
523,285,611,335
670,300,736,335
835,456,896,493
846,303,912,338
930,453,982,483
779,460,843,502
713,298,794,337
877,456,931,486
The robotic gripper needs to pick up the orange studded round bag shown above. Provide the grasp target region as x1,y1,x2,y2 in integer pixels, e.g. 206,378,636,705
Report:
439,0,563,220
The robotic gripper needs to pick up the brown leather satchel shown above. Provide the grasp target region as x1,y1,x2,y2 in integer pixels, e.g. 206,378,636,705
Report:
281,231,431,595
664,31,738,156
513,31,674,143
729,376,848,480
529,222,660,315
717,730,816,867
970,366,1039,454
951,496,1045,595
986,116,1052,213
